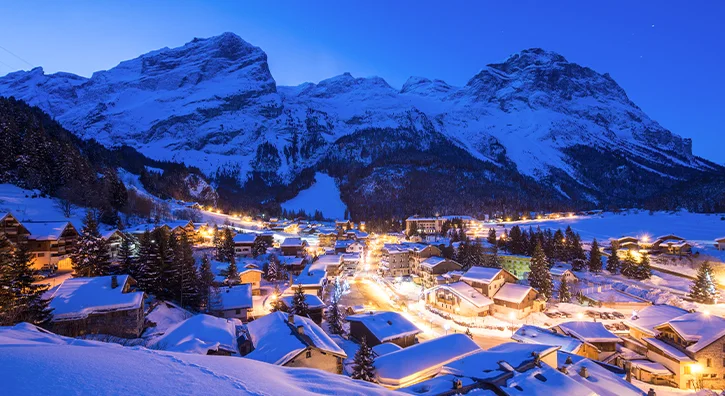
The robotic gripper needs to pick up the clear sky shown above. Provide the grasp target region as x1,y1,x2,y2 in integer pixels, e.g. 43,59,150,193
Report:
0,1,723,163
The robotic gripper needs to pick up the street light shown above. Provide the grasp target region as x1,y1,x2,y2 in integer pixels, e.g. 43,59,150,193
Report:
508,312,516,336
576,312,584,320
444,323,450,336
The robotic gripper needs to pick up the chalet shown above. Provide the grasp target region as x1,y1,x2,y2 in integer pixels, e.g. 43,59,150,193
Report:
24,221,80,271
424,281,493,316
166,220,197,240
625,304,689,342
209,284,253,321
293,263,328,296
152,314,240,356
550,263,578,283
492,283,539,319
408,244,442,278
340,252,361,273
642,312,725,390
371,342,403,358
244,311,347,374
579,285,651,310
336,239,364,254
335,220,351,230
312,254,343,276
0,212,30,244
101,229,125,263
616,236,641,252
347,311,422,348
280,237,308,257
459,267,517,298
278,294,326,324
232,233,257,257
497,254,531,279
317,230,338,248
554,321,621,361
417,256,462,288
238,264,263,291
49,275,145,338
656,240,692,256
256,231,275,247
279,256,306,275
512,325,583,355
716,237,725,251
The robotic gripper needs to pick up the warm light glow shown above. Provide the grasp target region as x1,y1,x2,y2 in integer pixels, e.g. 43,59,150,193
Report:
704,310,710,316
576,312,584,320
455,306,461,313
640,234,650,243
508,312,515,320
691,364,703,374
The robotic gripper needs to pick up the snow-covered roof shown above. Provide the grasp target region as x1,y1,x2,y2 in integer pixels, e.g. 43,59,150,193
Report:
500,363,594,396
279,256,305,266
347,311,421,343
642,337,696,362
101,229,123,240
246,311,346,365
398,374,480,396
624,305,689,336
582,288,648,303
281,237,304,247
716,236,725,242
294,264,327,287
442,343,559,381
512,325,583,353
419,256,459,270
50,275,144,320
212,285,252,310
460,266,503,284
494,283,534,304
428,282,493,308
372,342,403,357
562,358,645,396
374,333,480,387
24,221,74,241
629,360,673,376
655,312,725,353
233,233,256,243
550,263,575,277
152,314,238,355
314,254,343,267
557,322,620,344
280,294,325,310
0,323,392,395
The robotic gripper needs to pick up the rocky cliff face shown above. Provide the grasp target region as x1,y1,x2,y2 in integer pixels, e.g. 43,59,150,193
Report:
0,33,721,216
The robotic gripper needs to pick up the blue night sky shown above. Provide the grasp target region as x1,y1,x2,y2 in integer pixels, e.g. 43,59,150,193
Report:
0,1,723,163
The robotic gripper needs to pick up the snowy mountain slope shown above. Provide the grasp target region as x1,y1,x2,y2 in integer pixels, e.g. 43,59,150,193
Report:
1,33,722,215
0,323,396,396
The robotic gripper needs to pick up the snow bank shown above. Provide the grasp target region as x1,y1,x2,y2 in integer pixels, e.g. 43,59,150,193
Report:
152,314,239,355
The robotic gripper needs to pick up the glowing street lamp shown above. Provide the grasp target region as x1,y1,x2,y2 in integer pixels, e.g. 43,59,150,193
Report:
444,322,450,335
508,312,516,336
576,312,584,320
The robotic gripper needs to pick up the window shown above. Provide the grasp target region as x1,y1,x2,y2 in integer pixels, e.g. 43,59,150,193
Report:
235,309,241,314
707,358,712,368
684,366,691,375
305,351,312,358
37,252,45,257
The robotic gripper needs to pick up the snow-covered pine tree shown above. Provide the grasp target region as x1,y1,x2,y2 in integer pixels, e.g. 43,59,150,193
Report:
252,237,268,258
606,244,620,274
528,242,553,300
0,241,53,326
326,283,344,335
351,336,376,382
621,251,637,279
487,228,497,245
221,228,236,262
689,261,719,304
270,283,282,312
558,277,572,303
198,254,215,311
291,283,309,317
267,254,279,282
0,234,14,322
225,256,239,284
178,234,200,310
588,239,602,273
635,252,652,280
212,225,222,259
117,232,138,276
71,211,111,277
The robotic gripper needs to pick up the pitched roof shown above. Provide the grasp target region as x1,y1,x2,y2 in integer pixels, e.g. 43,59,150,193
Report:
419,256,459,270
460,267,503,284
279,294,325,310
245,312,346,365
24,221,75,241
642,337,696,363
372,342,403,358
428,282,493,308
280,237,304,247
494,283,534,304
50,275,143,320
212,285,252,310
512,325,582,353
557,321,620,343
233,233,256,243
655,312,725,353
347,311,421,342
152,314,238,355
624,305,689,336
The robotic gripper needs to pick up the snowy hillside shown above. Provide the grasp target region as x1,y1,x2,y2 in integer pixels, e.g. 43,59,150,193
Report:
1,33,722,215
281,173,347,219
0,323,396,396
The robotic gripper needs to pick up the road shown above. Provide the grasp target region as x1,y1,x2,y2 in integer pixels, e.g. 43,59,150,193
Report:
340,276,510,350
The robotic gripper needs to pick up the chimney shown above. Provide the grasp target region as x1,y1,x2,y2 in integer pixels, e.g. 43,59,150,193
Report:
625,361,632,383
647,388,656,396
453,379,462,390
297,325,304,335
579,366,589,379
565,356,573,365
559,366,568,374
288,313,295,324
111,275,118,289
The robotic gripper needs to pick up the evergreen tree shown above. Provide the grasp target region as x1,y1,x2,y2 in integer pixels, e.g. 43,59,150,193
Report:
0,241,53,326
606,244,621,274
267,254,279,282
326,282,344,335
270,284,282,312
689,261,719,304
465,328,473,339
212,225,222,259
221,228,236,262
350,336,376,382
487,228,497,245
117,233,138,276
553,229,566,262
291,283,309,317
558,277,572,303
528,242,553,300
635,252,652,280
157,229,176,299
508,226,523,254
588,239,603,273
621,251,637,279
198,254,215,310
225,256,239,284
71,211,111,277
178,235,200,309
251,237,269,258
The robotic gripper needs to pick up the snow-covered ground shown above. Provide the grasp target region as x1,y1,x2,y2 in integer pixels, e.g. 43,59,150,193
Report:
281,173,347,220
0,184,85,229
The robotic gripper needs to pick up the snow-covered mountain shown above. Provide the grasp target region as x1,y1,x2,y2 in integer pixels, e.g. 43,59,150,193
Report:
1,33,721,216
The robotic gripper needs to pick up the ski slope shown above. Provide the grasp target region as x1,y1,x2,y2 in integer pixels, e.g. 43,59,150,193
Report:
281,173,347,220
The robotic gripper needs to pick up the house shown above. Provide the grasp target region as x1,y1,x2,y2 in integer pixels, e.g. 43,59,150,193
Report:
625,305,690,343
498,254,532,279
550,262,578,283
642,312,725,389
312,254,344,276
49,275,145,338
417,257,462,288
344,240,364,253
340,253,361,273
238,265,263,291
23,221,80,271
716,237,725,251
405,216,445,235
233,233,257,257
293,262,328,296
209,284,253,321
512,325,583,354
408,244,442,277
317,231,338,248
101,229,125,263
554,321,621,361
380,244,412,277
335,220,351,230
0,212,30,245
278,294,326,324
371,342,403,358
279,256,306,275
243,311,347,374
459,267,517,298
579,285,651,310
334,239,353,253
347,311,422,348
423,281,493,317
151,314,240,356
374,333,481,388
492,283,539,319
280,237,308,257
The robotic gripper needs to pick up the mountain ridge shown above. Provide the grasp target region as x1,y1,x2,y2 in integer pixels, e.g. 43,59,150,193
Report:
1,32,722,217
